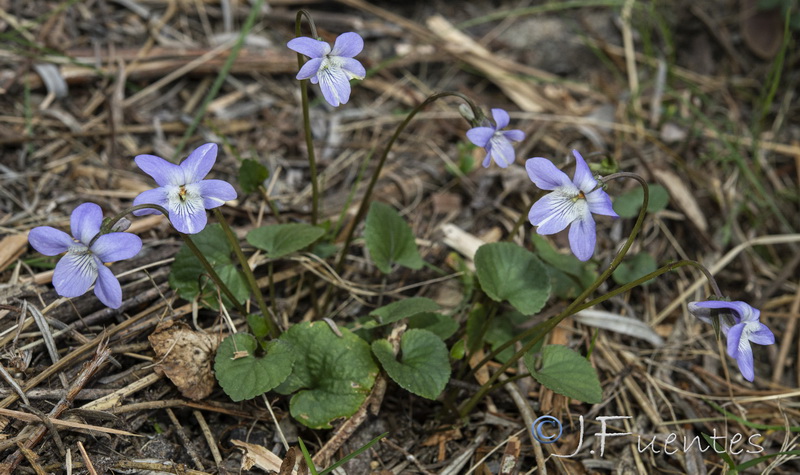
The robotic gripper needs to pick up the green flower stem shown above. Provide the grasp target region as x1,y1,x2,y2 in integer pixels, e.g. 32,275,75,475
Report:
320,91,482,315
333,91,482,273
259,185,283,223
178,231,249,317
268,261,277,320
214,208,280,338
459,172,650,417
506,210,529,243
96,204,250,316
295,10,320,225
575,259,723,313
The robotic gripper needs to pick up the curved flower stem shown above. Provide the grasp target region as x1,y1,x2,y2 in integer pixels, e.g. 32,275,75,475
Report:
332,91,481,271
319,91,482,314
95,204,156,244
95,204,250,317
178,231,249,317
458,172,650,417
214,208,280,338
574,259,723,314
295,10,320,225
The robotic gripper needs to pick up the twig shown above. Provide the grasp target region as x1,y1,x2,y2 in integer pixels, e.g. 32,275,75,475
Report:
382,438,433,475
0,363,29,406
166,408,205,471
500,374,546,475
0,301,158,410
76,441,97,475
1,345,111,472
193,410,223,469
262,394,290,452
21,403,65,456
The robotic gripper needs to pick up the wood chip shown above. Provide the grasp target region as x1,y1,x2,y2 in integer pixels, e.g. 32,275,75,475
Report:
231,439,297,474
0,233,29,272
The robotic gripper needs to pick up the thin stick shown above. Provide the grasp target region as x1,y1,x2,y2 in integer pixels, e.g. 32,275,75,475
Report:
77,441,97,475
193,410,223,468
1,345,112,472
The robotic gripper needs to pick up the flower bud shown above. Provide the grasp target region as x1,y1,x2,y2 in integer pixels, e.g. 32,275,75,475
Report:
110,218,131,233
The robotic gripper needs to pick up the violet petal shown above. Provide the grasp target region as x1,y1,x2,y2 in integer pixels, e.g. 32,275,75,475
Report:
571,150,597,192
528,193,576,235
585,188,618,217
91,233,143,263
53,251,97,298
525,157,573,190
491,108,510,129
331,32,364,57
466,127,495,148
287,37,330,58
180,143,217,184
135,154,185,187
568,214,596,261
95,263,122,309
318,66,351,106
339,57,366,80
170,207,208,235
132,188,170,216
28,226,74,256
70,203,103,245
198,179,237,209
297,58,323,80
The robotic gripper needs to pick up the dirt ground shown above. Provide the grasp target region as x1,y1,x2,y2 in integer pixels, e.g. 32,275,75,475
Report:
1,0,799,473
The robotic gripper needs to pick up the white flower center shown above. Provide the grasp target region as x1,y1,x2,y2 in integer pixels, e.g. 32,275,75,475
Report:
553,185,588,220
167,183,204,218
67,244,98,278
321,55,360,80
739,322,760,349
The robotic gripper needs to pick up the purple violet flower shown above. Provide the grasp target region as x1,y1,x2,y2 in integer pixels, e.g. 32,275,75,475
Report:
287,32,366,107
466,108,525,168
526,150,618,261
27,203,142,309
132,143,237,234
689,300,775,382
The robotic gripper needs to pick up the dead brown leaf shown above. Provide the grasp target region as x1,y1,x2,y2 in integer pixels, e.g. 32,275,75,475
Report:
148,320,219,401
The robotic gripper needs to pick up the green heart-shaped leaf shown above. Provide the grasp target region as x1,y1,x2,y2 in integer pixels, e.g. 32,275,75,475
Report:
372,329,450,400
276,322,378,428
214,333,295,402
238,159,269,194
475,242,550,315
364,202,424,273
613,184,669,218
532,235,597,299
369,297,440,327
612,252,657,286
407,312,459,340
247,223,325,258
525,344,602,404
